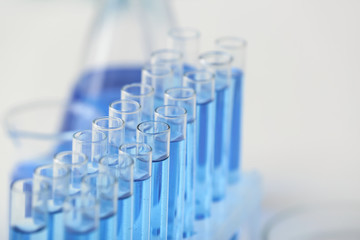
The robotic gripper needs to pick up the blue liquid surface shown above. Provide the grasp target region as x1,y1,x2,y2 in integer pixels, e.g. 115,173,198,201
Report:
10,226,47,240
229,69,243,184
183,121,195,238
195,100,215,219
64,227,98,240
117,195,133,240
150,156,169,240
133,176,151,240
167,137,186,240
100,213,116,240
48,209,63,240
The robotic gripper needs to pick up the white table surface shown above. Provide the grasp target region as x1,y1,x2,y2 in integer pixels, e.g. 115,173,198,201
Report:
1,0,360,239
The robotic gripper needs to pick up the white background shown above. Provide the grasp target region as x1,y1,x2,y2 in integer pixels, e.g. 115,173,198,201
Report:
1,0,360,238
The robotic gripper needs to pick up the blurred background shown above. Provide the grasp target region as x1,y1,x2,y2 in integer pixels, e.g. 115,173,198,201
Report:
1,0,360,239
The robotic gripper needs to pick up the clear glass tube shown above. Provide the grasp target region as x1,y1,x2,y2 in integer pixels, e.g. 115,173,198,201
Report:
154,106,187,240
63,192,100,239
215,37,247,184
82,172,118,240
183,70,216,219
99,153,134,240
168,28,201,73
92,116,125,155
72,129,107,174
121,83,155,121
199,51,233,201
10,178,49,240
33,164,70,240
164,87,196,237
109,99,141,144
119,143,152,240
136,121,170,240
53,151,88,195
150,49,183,88
141,63,173,109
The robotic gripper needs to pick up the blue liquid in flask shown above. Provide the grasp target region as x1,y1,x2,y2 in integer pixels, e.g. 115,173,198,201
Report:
117,195,133,240
10,226,47,240
100,213,116,240
64,227,98,240
48,209,63,240
133,176,151,240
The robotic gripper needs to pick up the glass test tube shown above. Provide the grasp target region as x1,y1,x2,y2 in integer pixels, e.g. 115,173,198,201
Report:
33,164,70,240
121,83,155,121
154,106,187,240
53,151,88,195
92,116,125,155
150,49,183,87
216,37,247,184
136,121,170,240
82,173,118,240
141,63,173,109
63,193,100,240
183,71,216,219
199,51,233,201
109,99,141,144
99,153,134,240
119,143,152,240
72,129,107,174
164,87,196,237
10,178,49,240
168,27,201,73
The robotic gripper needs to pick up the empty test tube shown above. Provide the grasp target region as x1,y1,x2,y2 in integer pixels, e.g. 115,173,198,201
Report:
216,37,247,184
121,83,155,121
119,143,152,240
199,51,233,201
109,99,141,144
164,87,196,237
136,121,170,240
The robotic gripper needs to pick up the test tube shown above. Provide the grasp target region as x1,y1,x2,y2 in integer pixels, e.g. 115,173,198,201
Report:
168,27,201,72
164,87,196,237
33,164,70,240
92,116,125,155
10,178,49,240
109,99,141,144
154,106,187,240
99,153,134,240
141,63,173,108
72,129,107,174
136,121,170,240
150,49,183,88
119,143,152,240
121,83,155,121
183,70,215,219
82,172,118,240
199,51,233,201
215,37,247,184
53,151,88,195
63,192,99,239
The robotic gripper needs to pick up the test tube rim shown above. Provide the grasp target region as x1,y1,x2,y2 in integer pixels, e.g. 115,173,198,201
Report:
150,48,183,65
142,63,174,78
81,172,117,191
11,178,50,195
109,99,141,115
137,120,170,136
73,129,107,144
168,27,201,40
119,142,153,160
164,87,196,102
199,50,234,67
154,105,187,120
184,70,215,84
92,116,125,131
121,83,155,98
215,36,247,50
33,164,71,181
100,153,135,170
53,151,88,168
63,192,99,214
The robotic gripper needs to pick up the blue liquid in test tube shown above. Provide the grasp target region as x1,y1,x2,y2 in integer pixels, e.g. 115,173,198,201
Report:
164,87,196,237
199,51,234,201
155,106,187,240
120,143,152,240
137,121,170,240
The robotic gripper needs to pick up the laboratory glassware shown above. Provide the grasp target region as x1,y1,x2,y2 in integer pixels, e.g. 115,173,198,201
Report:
164,87,196,237
119,143,152,240
168,27,201,72
92,116,125,155
199,51,233,201
141,63,173,109
53,151,88,195
183,70,215,219
136,121,170,240
109,99,141,144
72,129,107,173
121,83,155,121
99,153,134,240
82,172,118,240
215,37,247,184
10,178,49,240
154,105,187,240
33,164,70,240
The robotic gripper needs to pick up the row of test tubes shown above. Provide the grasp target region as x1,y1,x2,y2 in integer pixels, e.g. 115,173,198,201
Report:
9,28,246,240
